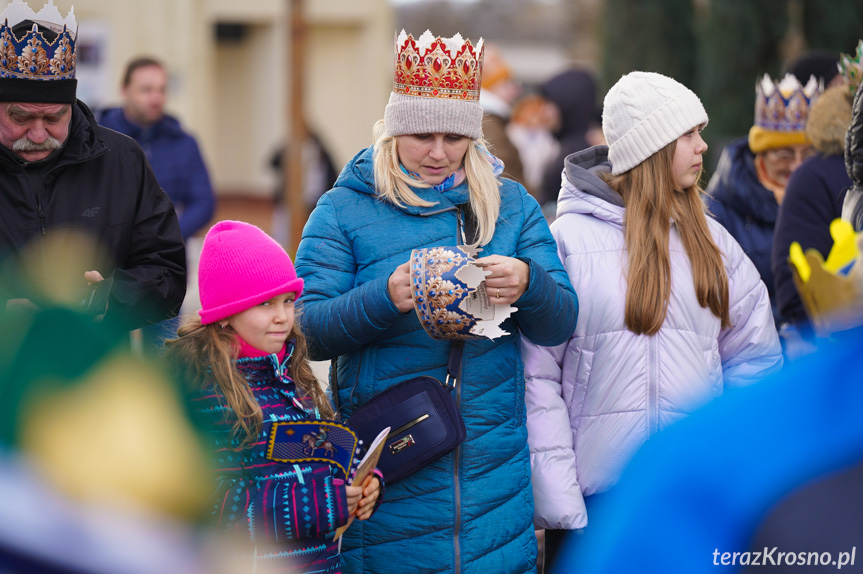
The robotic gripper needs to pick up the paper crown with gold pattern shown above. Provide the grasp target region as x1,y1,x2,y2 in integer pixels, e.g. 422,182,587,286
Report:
0,0,77,104
384,30,485,140
839,40,863,95
749,74,822,153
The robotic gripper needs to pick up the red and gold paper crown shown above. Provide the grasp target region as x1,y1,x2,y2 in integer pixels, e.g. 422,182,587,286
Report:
392,30,484,102
838,40,863,95
753,73,822,132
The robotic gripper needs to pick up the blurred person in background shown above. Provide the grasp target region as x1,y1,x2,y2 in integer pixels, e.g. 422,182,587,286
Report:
506,92,561,200
772,44,860,353
785,49,844,89
99,56,215,351
99,57,215,242
268,127,339,247
479,43,525,186
537,68,598,210
705,73,824,324
0,1,185,331
295,29,578,574
523,71,782,572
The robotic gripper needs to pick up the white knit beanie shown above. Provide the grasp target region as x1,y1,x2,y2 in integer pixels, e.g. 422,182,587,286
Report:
603,71,708,175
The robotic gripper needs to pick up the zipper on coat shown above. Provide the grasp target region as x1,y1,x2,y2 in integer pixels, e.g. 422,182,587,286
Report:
37,203,46,236
647,336,659,436
453,361,463,574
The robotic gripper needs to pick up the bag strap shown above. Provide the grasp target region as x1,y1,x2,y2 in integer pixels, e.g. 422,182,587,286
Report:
445,340,465,389
457,205,478,246
331,355,341,419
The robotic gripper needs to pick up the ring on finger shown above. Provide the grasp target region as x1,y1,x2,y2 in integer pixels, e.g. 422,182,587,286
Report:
497,288,501,298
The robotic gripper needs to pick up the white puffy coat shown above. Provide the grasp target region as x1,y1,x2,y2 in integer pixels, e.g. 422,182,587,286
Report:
523,147,783,530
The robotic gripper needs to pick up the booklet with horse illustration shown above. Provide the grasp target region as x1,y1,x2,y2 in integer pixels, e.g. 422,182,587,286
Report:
335,425,390,540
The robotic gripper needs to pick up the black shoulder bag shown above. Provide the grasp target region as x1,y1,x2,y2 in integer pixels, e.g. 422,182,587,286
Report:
344,344,466,483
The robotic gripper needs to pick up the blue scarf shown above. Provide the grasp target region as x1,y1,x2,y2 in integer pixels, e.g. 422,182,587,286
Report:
401,145,505,192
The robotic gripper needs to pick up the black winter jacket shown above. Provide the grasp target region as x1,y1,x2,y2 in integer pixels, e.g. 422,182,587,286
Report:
842,84,863,231
0,100,186,329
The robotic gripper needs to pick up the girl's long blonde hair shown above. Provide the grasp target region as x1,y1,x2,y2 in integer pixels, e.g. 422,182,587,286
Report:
371,119,501,246
165,316,334,448
601,141,731,335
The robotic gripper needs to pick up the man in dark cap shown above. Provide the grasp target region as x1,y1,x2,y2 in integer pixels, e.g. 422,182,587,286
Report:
0,1,185,330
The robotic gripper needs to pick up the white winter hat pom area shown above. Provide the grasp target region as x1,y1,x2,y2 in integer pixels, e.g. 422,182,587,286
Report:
602,71,708,175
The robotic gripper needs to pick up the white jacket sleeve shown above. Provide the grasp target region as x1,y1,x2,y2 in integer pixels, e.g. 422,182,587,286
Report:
522,337,587,529
717,233,784,386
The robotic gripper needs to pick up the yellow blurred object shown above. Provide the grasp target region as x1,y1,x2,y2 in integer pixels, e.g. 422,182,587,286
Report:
19,353,212,520
823,219,858,273
788,220,863,336
789,242,810,283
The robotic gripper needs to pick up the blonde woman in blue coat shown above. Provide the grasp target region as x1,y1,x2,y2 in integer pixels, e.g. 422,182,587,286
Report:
294,30,578,573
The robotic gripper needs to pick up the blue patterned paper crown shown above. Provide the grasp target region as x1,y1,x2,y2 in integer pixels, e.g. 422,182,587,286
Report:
410,245,513,341
0,0,77,103
753,73,822,132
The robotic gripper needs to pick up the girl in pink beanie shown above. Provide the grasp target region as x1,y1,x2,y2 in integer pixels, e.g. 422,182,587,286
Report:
166,220,382,573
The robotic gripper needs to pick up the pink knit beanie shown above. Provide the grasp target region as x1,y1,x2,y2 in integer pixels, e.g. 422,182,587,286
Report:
198,220,304,325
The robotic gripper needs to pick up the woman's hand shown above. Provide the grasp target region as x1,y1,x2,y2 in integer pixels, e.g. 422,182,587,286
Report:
473,255,530,305
387,261,414,313
355,475,382,520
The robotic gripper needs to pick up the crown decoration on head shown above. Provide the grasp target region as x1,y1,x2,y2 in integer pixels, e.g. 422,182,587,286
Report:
392,29,484,102
0,0,77,81
838,40,863,94
753,73,823,132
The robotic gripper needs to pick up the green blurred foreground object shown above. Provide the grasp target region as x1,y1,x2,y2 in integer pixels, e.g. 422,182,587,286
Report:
0,307,213,521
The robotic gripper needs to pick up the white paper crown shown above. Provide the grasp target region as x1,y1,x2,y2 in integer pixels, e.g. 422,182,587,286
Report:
754,73,822,131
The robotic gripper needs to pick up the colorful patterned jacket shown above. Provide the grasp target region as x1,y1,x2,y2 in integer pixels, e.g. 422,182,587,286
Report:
193,344,361,573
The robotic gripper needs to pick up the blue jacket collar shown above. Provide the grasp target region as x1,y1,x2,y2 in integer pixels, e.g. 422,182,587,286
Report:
99,107,184,140
334,146,471,215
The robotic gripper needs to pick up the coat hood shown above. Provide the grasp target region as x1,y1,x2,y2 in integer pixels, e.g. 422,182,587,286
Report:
806,85,853,157
331,145,473,215
541,69,596,148
0,99,107,168
557,145,624,223
98,107,185,140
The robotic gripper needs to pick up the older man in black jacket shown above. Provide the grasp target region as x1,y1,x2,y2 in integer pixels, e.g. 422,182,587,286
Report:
0,8,185,330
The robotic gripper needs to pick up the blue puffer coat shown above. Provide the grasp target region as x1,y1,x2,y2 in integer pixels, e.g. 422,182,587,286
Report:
295,146,578,574
705,137,779,322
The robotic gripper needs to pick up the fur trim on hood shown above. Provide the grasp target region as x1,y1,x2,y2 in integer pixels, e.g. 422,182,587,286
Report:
806,85,853,156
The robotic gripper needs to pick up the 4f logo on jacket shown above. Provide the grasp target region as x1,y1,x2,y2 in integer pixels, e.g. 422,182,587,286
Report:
81,207,100,217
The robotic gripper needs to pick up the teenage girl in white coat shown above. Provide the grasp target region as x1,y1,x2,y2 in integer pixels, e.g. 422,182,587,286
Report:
522,71,783,566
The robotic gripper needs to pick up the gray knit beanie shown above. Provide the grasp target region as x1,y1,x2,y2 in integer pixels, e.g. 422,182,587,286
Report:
603,71,708,175
384,30,485,140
